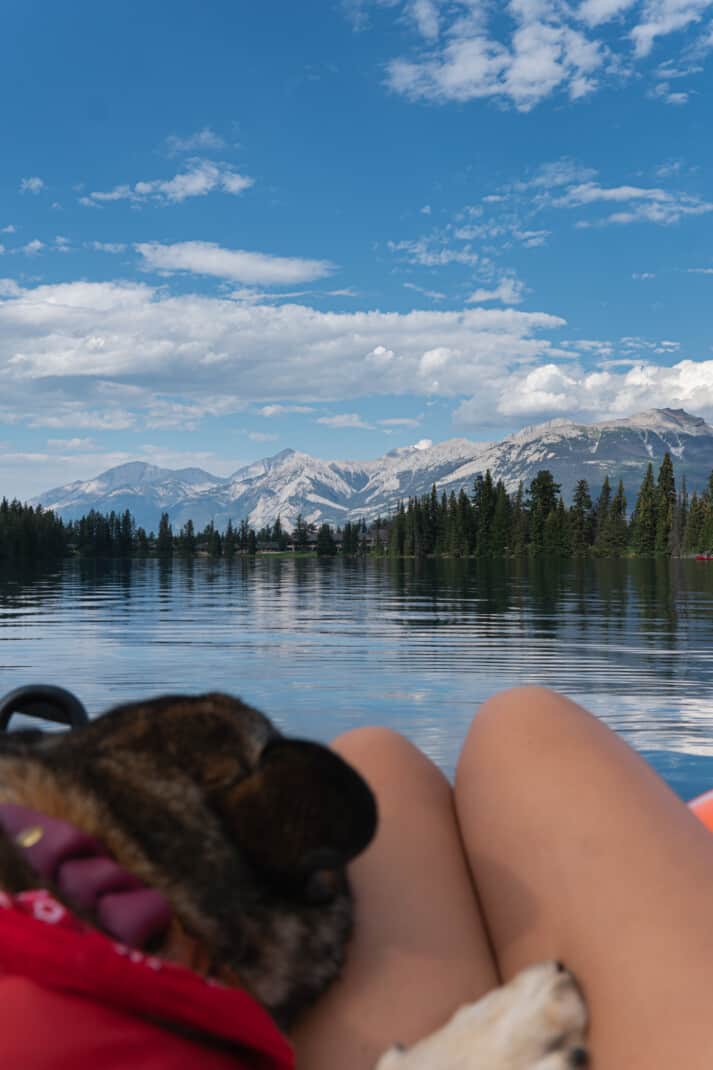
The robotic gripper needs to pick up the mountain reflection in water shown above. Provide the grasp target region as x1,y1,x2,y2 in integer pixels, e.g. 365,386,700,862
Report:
1,557,712,799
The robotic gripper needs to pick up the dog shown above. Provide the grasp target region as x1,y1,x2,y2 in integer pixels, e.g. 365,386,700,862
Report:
0,691,588,1068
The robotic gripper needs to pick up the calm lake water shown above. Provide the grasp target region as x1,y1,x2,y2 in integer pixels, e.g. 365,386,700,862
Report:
1,556,713,799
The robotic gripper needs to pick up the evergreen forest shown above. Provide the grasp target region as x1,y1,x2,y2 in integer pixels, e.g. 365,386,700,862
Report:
2,452,713,562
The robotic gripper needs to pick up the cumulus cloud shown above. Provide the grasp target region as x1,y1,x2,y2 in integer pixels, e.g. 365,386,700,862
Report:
20,177,44,194
466,276,525,304
0,280,565,436
80,160,253,207
356,0,713,110
631,0,713,56
5,277,713,441
136,241,335,285
453,356,713,426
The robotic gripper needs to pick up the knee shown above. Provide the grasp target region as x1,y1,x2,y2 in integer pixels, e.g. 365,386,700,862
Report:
332,726,452,813
456,686,589,793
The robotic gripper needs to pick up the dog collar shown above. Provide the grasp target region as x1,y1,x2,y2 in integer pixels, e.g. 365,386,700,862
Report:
0,803,171,949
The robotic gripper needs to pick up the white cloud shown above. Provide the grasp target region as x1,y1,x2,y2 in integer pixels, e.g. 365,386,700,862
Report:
556,180,713,224
136,241,335,285
317,413,376,429
403,281,447,300
259,404,316,416
21,239,44,255
165,128,226,155
20,177,44,194
88,241,128,253
412,438,433,450
46,437,97,449
578,0,638,26
408,0,440,40
247,431,278,442
557,182,669,204
0,279,22,298
466,276,526,304
80,160,253,207
385,2,604,110
453,356,713,426
649,79,690,101
359,0,713,110
0,280,565,427
631,0,713,57
632,271,657,278
689,266,713,273
4,277,713,440
388,237,479,266
1,225,16,234
379,416,423,426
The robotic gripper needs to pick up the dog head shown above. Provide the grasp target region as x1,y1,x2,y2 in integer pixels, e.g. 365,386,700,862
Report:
0,693,377,1028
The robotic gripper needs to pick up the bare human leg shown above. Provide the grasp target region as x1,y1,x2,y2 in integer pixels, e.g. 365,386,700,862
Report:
290,727,498,1070
455,686,713,1068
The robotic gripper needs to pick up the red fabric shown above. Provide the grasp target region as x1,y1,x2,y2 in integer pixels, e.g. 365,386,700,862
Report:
0,890,294,1070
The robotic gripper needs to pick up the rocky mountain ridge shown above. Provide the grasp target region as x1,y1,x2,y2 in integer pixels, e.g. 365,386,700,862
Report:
34,409,713,532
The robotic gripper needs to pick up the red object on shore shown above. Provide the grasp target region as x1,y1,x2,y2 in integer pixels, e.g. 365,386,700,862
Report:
695,555,713,561
0,889,294,1070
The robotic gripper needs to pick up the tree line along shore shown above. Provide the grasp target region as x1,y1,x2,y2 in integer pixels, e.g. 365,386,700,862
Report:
2,453,713,563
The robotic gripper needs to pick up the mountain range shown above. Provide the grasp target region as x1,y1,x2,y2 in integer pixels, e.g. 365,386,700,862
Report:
33,408,713,533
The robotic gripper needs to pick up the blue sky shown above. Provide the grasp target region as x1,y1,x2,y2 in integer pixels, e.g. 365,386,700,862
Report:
2,0,713,498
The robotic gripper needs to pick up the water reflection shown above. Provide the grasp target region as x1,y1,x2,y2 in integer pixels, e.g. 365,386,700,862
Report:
1,557,712,796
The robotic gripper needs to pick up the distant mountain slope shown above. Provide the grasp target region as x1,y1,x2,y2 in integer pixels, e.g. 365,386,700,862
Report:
34,409,713,532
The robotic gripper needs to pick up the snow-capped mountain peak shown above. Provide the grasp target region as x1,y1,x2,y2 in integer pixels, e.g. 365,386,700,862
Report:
33,409,713,532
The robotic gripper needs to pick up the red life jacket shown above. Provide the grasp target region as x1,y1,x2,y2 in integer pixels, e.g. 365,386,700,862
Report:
0,889,294,1070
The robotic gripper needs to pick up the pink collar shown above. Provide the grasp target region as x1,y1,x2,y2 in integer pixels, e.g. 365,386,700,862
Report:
0,803,171,948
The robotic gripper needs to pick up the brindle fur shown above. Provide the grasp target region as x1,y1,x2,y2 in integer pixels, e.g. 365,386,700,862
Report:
0,692,377,1030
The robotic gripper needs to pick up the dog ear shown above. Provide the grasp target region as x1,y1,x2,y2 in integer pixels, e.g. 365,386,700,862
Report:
221,739,377,888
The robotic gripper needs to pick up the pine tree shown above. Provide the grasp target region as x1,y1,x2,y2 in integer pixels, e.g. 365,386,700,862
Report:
315,523,337,556
119,510,135,556
293,513,311,552
684,492,703,552
223,519,237,560
178,519,196,557
511,483,528,556
592,476,612,554
473,470,496,557
569,479,593,556
631,464,656,556
491,480,511,555
527,471,561,554
610,480,628,556
655,452,676,556
156,513,174,558
135,527,149,556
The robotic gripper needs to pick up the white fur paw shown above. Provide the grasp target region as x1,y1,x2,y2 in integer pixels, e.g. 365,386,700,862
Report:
375,961,588,1069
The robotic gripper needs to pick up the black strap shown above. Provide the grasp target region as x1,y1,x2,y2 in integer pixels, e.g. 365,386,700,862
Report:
0,685,89,732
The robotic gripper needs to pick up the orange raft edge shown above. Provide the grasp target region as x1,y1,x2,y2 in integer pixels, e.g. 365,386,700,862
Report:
688,790,713,832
